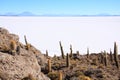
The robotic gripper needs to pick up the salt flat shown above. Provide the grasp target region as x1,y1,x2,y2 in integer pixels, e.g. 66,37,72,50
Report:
0,16,120,56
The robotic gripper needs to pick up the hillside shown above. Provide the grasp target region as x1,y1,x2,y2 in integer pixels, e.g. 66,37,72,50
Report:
0,27,50,80
0,27,120,80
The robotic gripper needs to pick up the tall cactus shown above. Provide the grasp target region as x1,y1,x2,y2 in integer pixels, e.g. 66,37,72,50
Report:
46,50,48,57
104,51,108,66
48,59,51,72
24,35,28,45
76,51,80,56
59,41,65,59
87,47,89,58
70,44,73,57
59,71,62,80
114,42,119,69
100,51,104,64
110,49,113,63
24,35,30,50
66,53,70,67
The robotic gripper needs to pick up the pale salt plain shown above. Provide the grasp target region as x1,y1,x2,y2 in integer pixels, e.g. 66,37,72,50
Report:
0,16,120,56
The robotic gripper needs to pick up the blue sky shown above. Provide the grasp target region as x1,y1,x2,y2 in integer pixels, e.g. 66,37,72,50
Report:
0,0,120,15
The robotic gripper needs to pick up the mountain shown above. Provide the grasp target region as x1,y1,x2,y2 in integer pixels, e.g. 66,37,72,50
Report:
18,12,36,16
0,12,120,16
0,12,36,16
1,12,18,16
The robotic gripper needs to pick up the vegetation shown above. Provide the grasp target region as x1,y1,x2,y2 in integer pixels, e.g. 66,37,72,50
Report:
43,41,120,80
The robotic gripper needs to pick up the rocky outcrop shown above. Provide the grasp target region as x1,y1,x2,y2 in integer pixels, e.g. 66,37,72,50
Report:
0,27,50,80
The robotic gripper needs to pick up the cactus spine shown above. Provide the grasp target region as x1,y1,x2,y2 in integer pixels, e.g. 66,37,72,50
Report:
70,44,73,57
114,42,119,69
66,53,70,67
59,41,65,59
59,71,62,80
48,59,51,72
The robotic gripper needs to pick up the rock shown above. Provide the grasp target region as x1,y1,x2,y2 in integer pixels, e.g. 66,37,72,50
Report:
0,27,9,34
0,27,50,80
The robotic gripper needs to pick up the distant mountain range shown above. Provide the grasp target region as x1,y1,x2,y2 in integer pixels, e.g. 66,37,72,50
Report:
0,12,37,16
0,12,120,17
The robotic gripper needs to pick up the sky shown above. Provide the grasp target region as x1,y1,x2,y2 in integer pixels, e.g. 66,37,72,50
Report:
0,16,120,56
0,0,120,15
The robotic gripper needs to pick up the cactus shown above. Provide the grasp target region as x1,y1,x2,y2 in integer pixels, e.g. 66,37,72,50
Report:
100,51,104,64
59,41,65,59
24,35,30,50
59,71,62,80
16,45,20,55
66,53,70,67
76,51,79,56
114,42,119,69
46,50,48,57
48,59,51,72
87,47,89,58
110,49,113,63
104,51,108,66
70,44,73,57
24,35,28,45
10,40,17,55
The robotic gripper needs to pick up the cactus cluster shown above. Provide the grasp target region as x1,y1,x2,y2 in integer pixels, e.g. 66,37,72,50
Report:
47,41,120,80
98,42,119,68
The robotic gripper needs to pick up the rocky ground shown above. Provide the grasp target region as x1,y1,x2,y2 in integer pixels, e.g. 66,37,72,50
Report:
43,43,120,80
46,53,120,80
